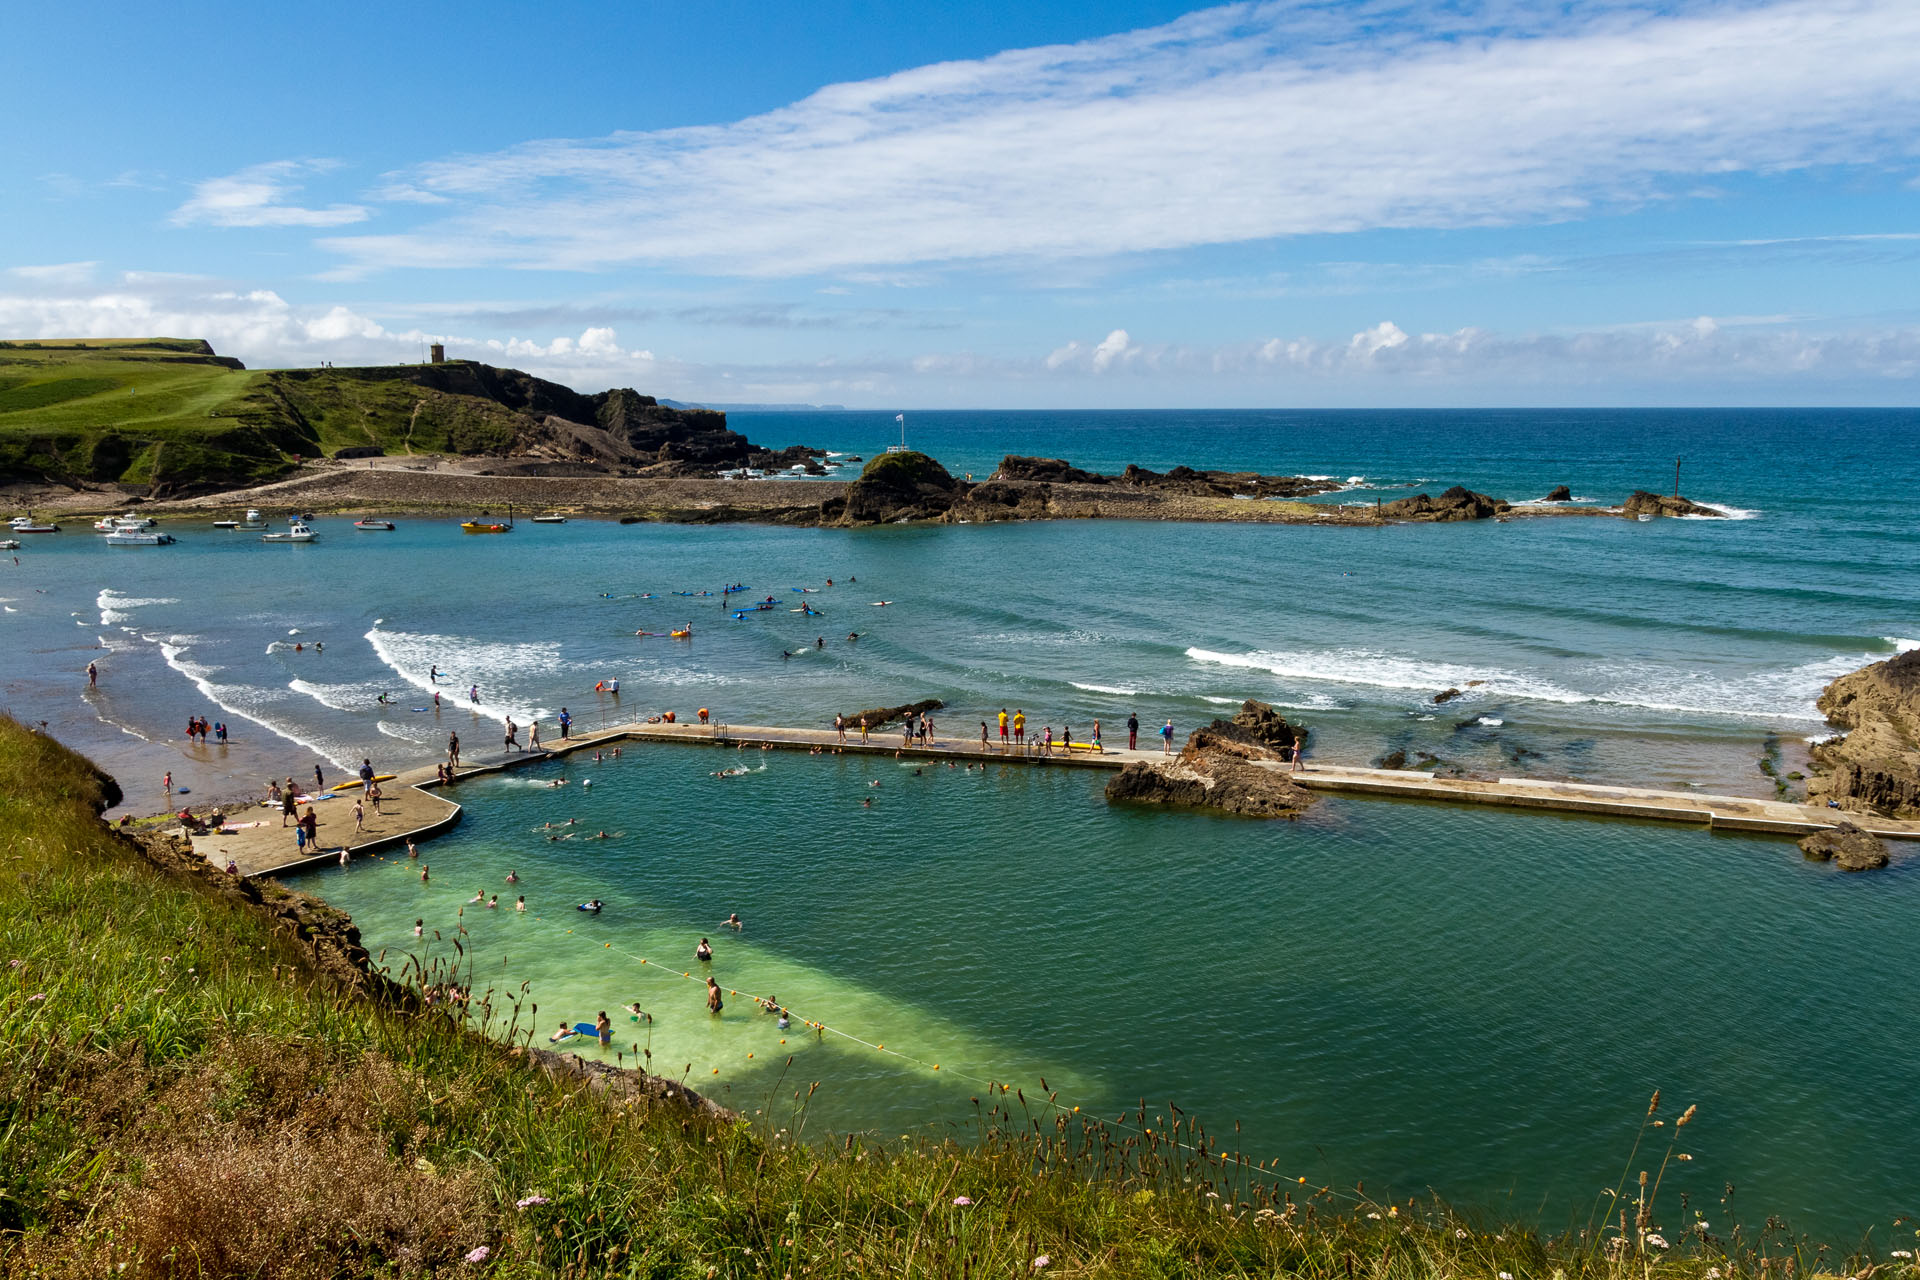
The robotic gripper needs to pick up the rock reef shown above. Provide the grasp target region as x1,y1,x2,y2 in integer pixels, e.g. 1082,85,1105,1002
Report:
1105,700,1312,818
1377,486,1510,522
1621,490,1723,519
836,698,945,729
1810,649,1920,817
1797,822,1891,872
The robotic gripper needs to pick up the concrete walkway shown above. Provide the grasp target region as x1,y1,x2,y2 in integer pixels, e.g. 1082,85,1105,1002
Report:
190,717,1918,878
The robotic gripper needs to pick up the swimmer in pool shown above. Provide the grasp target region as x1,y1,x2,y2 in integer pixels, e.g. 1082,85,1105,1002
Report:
696,937,713,961
723,912,743,930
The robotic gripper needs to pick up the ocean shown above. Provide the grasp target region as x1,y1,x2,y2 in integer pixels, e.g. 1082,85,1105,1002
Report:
4,408,1917,1239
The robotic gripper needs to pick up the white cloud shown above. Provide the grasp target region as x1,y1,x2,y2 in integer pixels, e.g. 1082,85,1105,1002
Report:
6,262,98,285
173,160,370,229
321,0,1920,278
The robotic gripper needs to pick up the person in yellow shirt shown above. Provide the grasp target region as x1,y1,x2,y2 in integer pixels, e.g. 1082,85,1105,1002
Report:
1013,709,1026,746
997,708,1009,750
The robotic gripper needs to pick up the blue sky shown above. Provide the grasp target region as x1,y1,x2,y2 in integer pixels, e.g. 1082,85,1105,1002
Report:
5,0,1919,406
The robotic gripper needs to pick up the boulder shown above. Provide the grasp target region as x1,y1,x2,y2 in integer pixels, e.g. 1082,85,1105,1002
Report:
993,456,1107,485
1809,649,1920,817
1378,485,1508,522
948,479,1053,522
836,698,944,729
1622,490,1723,519
1433,687,1464,704
1544,485,1572,501
1104,700,1312,818
1798,822,1891,872
828,451,963,525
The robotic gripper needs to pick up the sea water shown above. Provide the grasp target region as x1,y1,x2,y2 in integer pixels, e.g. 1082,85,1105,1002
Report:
4,408,1917,1239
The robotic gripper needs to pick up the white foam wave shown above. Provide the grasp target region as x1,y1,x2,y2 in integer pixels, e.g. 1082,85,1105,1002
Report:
157,636,349,766
1886,637,1920,654
1186,645,1878,724
1683,503,1760,520
1070,681,1139,696
1804,732,1840,745
366,626,556,725
288,678,405,713
97,588,179,627
1477,717,1505,727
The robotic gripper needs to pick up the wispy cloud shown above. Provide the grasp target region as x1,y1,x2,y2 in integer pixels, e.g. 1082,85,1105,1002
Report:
173,160,370,229
319,0,1920,278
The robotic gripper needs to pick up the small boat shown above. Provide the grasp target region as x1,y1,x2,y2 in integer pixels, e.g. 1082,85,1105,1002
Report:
461,519,512,533
104,528,176,546
236,509,268,531
263,522,318,543
8,516,59,533
0,539,20,550
212,519,239,529
530,513,568,524
353,518,396,531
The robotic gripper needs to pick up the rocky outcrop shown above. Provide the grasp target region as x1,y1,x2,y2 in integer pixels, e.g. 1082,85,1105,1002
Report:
1105,700,1313,818
993,456,1107,485
1544,485,1572,501
1622,490,1723,519
1378,485,1510,522
821,451,962,525
1798,822,1891,872
1809,649,1920,816
986,456,1341,499
836,698,944,729
948,480,1055,522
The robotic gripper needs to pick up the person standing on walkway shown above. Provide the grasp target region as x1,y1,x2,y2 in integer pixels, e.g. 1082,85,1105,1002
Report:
529,720,542,751
301,807,318,845
998,708,1009,750
980,721,989,752
1291,733,1305,774
559,707,572,740
859,717,869,744
1128,713,1139,751
1161,719,1175,754
1091,719,1102,753
352,798,365,833
447,731,461,768
282,786,299,827
359,759,375,792
1013,709,1026,746
835,713,846,744
294,824,307,855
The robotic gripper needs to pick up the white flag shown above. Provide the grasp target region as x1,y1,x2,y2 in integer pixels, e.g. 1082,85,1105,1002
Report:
895,414,904,423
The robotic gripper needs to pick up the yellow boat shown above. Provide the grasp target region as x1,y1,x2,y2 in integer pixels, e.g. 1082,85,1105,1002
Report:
670,629,693,638
461,520,512,534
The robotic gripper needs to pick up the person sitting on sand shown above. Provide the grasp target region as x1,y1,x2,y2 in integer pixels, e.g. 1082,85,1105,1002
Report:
695,937,713,962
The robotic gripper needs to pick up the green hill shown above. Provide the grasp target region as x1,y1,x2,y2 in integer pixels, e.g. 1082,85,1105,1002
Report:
0,340,747,497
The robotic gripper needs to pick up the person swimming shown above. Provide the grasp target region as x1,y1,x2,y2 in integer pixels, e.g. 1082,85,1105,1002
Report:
549,1021,578,1043
723,912,742,930
577,899,603,913
695,937,713,961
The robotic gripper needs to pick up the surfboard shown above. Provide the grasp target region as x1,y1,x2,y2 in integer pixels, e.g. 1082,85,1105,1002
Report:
330,774,396,792
572,1022,601,1037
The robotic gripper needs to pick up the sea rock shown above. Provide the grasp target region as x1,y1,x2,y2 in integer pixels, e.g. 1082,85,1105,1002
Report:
948,479,1054,522
825,451,962,525
836,698,944,729
1378,485,1509,522
1433,687,1464,704
1621,490,1723,519
1119,463,1340,499
1544,485,1572,501
992,456,1107,485
1104,700,1312,818
1373,749,1408,770
1798,822,1891,872
1809,649,1920,817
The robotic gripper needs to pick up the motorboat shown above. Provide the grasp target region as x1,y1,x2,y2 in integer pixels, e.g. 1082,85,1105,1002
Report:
104,528,176,546
0,538,19,550
262,522,318,543
8,516,58,533
353,518,396,530
236,509,268,531
212,519,239,529
461,504,515,534
530,513,568,524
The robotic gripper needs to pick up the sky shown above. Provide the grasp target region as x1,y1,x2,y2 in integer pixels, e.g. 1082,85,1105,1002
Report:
4,0,1920,407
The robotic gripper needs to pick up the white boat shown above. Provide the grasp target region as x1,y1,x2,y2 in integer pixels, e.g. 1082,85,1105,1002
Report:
212,519,239,529
530,513,567,524
95,513,156,532
8,516,58,533
262,522,318,543
353,518,396,530
0,539,19,550
236,509,268,531
104,528,176,546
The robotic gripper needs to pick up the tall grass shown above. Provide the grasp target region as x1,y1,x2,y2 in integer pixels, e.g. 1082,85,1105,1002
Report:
0,716,1903,1277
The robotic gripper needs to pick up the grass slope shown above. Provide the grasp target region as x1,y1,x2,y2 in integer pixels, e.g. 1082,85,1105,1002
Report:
0,715,1866,1277
0,341,541,495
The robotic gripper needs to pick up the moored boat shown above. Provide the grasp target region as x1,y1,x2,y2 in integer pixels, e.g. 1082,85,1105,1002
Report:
530,513,568,524
8,516,59,533
236,509,268,531
104,528,176,546
353,518,396,530
262,522,318,543
0,538,20,550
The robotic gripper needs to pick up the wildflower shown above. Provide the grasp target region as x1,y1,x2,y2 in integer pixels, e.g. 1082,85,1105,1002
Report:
952,1196,972,1207
7,959,21,968
464,1245,490,1263
1645,1234,1670,1251
1033,1256,1051,1270
28,993,46,1002
1706,1268,1724,1278
1500,1271,1515,1279
1889,1252,1912,1261
1368,1213,1382,1220
1457,1230,1469,1240
514,1195,549,1209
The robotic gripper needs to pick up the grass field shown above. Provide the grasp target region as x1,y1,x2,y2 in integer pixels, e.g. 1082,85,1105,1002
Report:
0,712,1874,1278
0,339,534,494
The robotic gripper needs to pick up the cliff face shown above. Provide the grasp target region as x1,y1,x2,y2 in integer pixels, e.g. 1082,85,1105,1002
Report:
1810,649,1920,817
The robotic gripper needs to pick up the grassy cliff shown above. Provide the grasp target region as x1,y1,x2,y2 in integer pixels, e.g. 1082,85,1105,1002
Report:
0,715,1846,1277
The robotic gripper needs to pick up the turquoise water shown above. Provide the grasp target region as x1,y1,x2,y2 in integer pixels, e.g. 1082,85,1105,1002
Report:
4,408,1918,1239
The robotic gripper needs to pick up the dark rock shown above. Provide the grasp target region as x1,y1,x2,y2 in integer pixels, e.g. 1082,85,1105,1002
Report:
1433,687,1464,704
1544,485,1572,501
1622,490,1723,519
1374,749,1408,770
993,456,1107,485
836,698,944,729
1798,822,1891,872
949,479,1053,522
1378,486,1506,522
828,452,962,525
1104,699,1312,818
1119,463,1339,499
333,445,385,460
